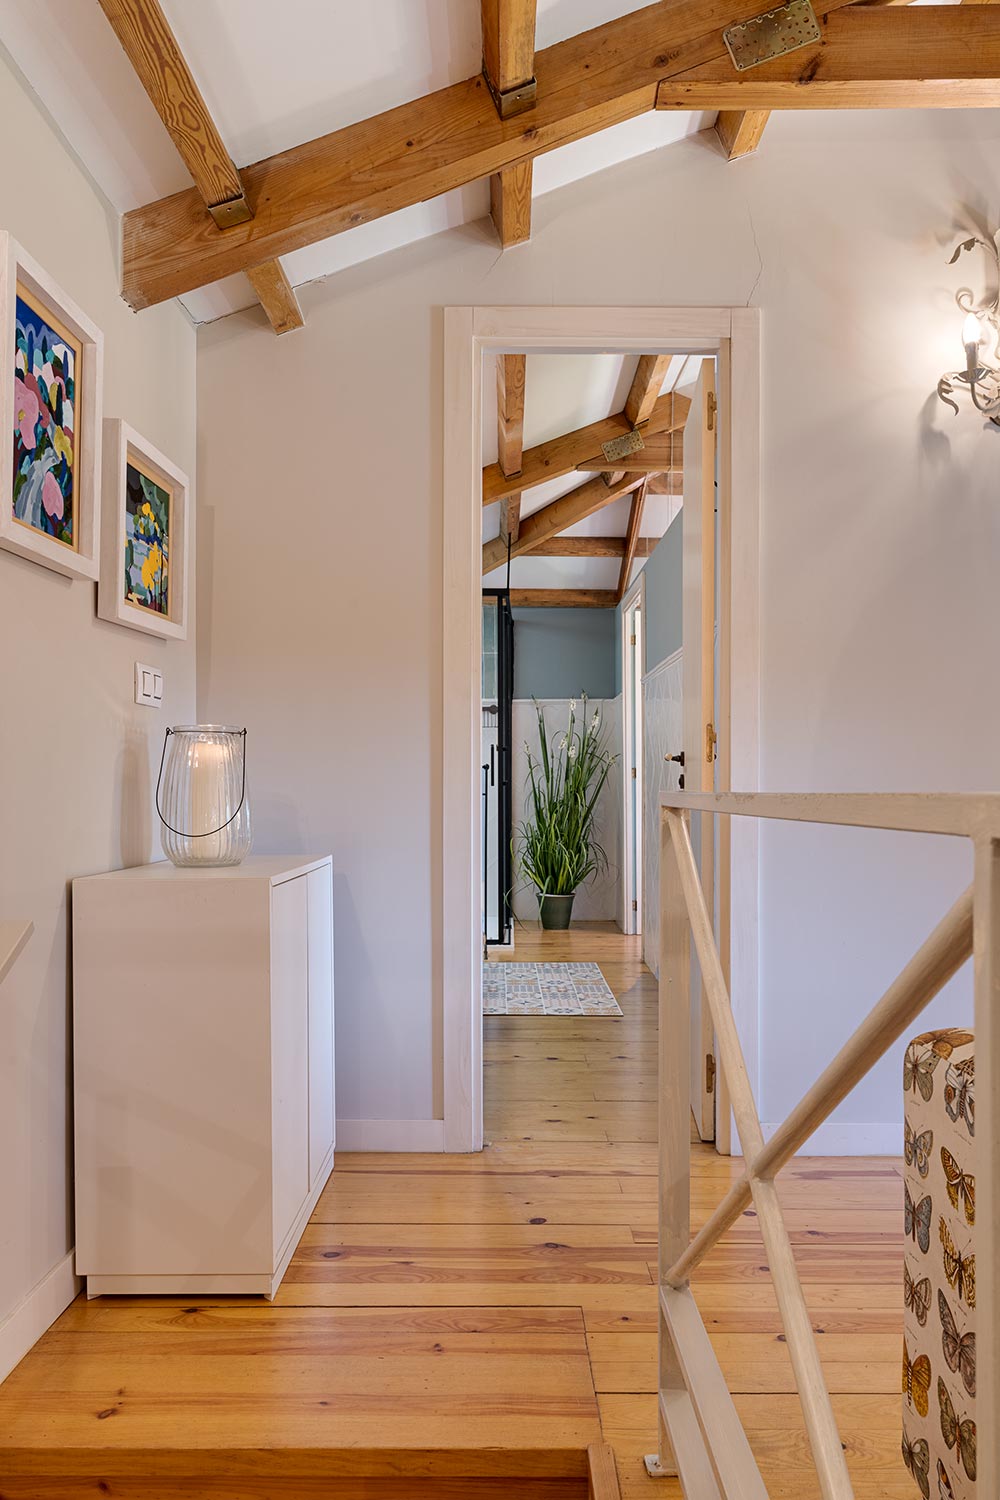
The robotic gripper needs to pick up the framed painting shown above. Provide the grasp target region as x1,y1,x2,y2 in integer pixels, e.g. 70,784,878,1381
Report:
0,231,103,579
98,419,190,640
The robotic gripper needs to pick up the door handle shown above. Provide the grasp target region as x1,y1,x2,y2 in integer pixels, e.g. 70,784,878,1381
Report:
665,751,685,766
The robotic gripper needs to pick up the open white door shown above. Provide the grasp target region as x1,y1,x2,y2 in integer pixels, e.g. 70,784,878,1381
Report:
682,361,717,1142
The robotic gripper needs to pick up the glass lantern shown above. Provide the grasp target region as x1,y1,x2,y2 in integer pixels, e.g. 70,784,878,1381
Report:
156,726,252,867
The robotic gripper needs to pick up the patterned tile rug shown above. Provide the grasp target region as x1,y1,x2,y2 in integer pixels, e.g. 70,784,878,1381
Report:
483,962,623,1016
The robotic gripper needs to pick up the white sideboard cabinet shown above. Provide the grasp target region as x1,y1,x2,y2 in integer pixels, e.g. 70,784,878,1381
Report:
72,856,335,1297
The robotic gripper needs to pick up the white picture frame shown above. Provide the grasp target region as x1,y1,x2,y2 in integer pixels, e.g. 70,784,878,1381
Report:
0,231,103,580
98,419,190,641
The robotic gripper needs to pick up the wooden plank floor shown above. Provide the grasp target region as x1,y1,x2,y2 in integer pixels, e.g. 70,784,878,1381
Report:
0,923,908,1497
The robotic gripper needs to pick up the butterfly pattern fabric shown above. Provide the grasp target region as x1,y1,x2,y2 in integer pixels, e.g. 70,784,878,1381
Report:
902,1029,976,1500
906,1122,933,1178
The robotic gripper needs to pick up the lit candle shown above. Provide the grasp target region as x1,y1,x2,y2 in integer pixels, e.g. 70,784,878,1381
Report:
963,312,983,378
188,737,226,864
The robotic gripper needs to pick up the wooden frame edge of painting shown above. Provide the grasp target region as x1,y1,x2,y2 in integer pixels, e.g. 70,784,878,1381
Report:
98,418,190,641
0,230,103,580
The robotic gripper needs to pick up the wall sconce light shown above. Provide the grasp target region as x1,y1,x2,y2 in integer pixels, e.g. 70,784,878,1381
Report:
938,232,1000,426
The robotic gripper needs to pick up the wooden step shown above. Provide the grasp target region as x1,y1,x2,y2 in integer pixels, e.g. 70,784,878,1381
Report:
0,1443,621,1500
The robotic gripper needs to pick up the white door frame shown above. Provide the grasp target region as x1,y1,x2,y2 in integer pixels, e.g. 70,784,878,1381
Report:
442,306,761,1153
621,576,645,938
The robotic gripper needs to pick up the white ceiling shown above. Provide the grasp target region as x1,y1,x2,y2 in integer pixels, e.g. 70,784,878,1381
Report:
0,0,711,323
482,352,700,591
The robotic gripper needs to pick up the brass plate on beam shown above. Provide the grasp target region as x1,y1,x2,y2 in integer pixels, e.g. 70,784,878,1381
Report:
208,194,254,230
482,68,537,120
722,0,820,72
601,429,645,463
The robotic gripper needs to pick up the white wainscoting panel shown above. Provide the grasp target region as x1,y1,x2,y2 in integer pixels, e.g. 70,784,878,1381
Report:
642,650,683,975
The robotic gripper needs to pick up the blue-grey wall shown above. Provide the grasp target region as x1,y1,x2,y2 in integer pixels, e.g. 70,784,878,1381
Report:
643,513,683,671
512,608,616,699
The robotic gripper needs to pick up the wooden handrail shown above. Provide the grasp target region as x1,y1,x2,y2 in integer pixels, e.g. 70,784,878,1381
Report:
0,921,32,985
652,792,1000,1500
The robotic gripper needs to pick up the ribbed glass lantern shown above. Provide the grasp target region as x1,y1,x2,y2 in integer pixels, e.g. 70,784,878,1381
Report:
156,726,252,868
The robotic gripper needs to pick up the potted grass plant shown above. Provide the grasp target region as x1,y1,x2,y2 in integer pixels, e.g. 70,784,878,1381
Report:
515,697,617,930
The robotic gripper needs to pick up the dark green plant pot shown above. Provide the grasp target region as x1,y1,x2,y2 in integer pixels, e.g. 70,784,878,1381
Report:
538,893,575,930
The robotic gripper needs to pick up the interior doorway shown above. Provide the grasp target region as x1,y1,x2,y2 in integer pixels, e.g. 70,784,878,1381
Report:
622,582,644,937
442,307,761,1155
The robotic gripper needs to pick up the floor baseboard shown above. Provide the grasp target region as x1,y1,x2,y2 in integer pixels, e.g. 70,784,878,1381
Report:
0,1249,79,1383
759,1121,903,1157
336,1118,446,1152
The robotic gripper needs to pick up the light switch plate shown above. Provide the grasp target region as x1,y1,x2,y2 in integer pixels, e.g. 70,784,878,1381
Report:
134,662,163,708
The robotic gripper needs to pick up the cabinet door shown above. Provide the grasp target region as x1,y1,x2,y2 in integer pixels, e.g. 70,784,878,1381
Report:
307,863,335,1184
270,875,310,1257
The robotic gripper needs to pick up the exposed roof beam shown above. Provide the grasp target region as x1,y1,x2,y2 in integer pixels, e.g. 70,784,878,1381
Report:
98,0,302,335
121,0,875,309
497,355,526,544
715,110,771,160
617,480,648,603
625,356,673,428
576,433,682,475
244,262,303,335
483,471,647,573
490,160,534,247
656,7,1000,110
482,1,537,245
647,472,684,497
510,590,617,607
712,0,919,162
484,391,689,506
481,0,538,116
527,536,658,558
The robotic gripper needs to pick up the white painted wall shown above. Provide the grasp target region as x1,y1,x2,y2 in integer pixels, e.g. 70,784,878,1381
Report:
197,109,999,1145
510,698,622,925
0,49,197,1371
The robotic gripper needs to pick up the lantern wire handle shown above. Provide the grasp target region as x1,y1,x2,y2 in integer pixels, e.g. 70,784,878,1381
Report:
154,727,248,839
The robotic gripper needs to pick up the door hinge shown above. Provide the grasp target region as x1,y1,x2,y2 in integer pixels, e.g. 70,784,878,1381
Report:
630,634,636,646
705,721,718,764
706,1053,716,1094
631,766,637,780
707,391,717,432
632,899,638,912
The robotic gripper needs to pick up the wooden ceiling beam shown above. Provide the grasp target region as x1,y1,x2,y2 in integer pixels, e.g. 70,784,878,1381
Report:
656,7,1000,110
617,480,648,603
482,471,646,574
624,356,673,428
497,355,526,544
647,472,684,497
509,590,617,608
715,109,771,160
482,1,537,246
244,262,303,335
576,432,682,475
484,390,689,506
121,0,876,310
490,160,534,248
98,0,302,334
527,536,659,557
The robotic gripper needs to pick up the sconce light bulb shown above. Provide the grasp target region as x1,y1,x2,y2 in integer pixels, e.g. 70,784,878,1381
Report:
963,312,983,350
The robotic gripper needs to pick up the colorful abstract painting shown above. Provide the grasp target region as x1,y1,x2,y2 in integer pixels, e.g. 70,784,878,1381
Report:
12,282,82,549
124,457,170,615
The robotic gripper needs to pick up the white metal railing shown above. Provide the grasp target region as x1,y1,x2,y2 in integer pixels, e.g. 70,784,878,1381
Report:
649,792,998,1500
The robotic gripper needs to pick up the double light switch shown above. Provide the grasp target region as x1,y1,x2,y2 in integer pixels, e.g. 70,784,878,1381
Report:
134,662,163,708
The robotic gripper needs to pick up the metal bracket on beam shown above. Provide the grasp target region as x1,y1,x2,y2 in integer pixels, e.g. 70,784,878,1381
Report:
601,429,645,463
722,0,820,72
207,192,255,230
482,66,537,120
